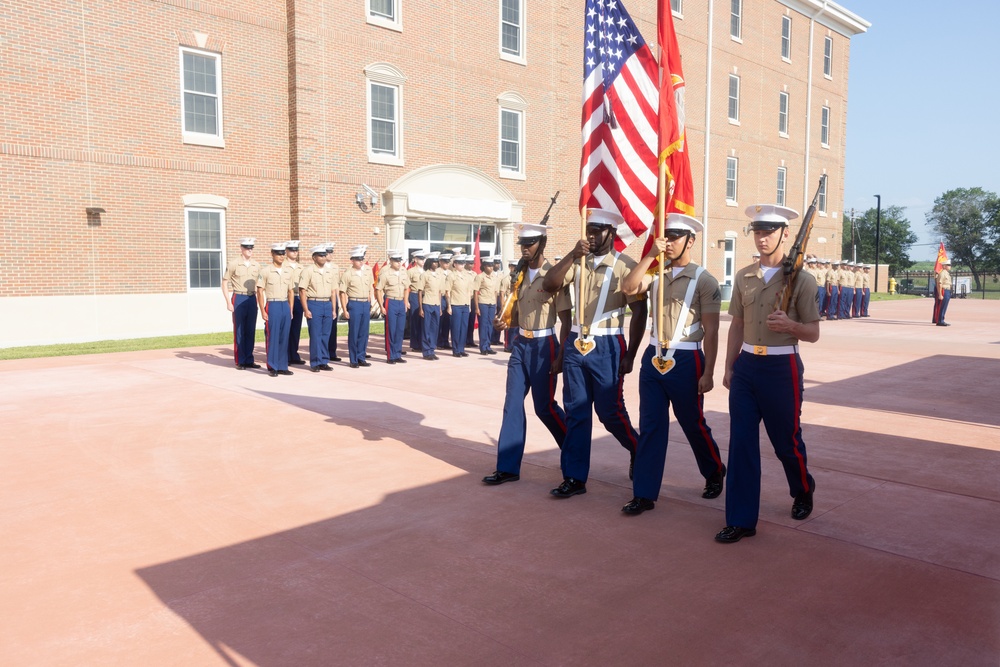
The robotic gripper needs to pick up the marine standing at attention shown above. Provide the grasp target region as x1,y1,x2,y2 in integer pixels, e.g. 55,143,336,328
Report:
257,242,295,377
339,245,376,368
377,249,411,364
298,245,337,372
222,237,261,369
716,204,820,544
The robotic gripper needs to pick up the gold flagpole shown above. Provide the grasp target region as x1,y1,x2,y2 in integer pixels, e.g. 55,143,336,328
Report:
657,160,668,348
574,207,595,354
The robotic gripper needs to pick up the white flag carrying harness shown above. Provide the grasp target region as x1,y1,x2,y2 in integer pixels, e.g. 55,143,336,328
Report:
652,266,705,374
574,252,622,355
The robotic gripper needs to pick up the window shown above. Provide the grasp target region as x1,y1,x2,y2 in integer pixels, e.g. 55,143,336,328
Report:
500,109,523,176
776,167,787,206
821,106,830,147
781,16,792,60
730,0,742,40
365,63,405,165
671,0,683,15
818,176,827,213
778,91,789,136
500,0,525,63
368,0,401,31
824,36,833,77
180,48,223,147
498,92,527,179
186,208,224,289
726,157,738,204
728,75,740,123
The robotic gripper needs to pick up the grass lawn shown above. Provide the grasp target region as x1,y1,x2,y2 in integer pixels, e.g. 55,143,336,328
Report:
0,320,386,361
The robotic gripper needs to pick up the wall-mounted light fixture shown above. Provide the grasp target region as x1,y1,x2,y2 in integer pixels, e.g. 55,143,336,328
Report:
355,184,380,213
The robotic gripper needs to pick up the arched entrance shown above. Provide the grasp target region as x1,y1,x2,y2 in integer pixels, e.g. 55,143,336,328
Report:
381,165,523,263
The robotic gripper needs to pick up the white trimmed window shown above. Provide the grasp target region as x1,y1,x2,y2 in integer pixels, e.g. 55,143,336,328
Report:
728,75,740,123
726,157,738,204
365,63,405,165
730,0,742,40
781,16,792,60
368,0,402,32
821,106,831,147
776,167,787,206
824,36,833,77
500,0,525,64
671,0,683,16
498,92,527,179
778,91,789,136
180,47,224,147
818,176,828,213
186,207,225,289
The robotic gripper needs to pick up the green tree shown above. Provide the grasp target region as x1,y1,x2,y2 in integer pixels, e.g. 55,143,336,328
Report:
926,188,1000,290
842,205,918,274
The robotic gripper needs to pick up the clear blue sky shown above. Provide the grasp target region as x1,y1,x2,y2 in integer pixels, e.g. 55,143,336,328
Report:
843,1,1000,260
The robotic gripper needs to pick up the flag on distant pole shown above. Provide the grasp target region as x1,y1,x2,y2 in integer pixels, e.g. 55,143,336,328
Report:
472,226,482,274
934,242,948,273
580,0,658,251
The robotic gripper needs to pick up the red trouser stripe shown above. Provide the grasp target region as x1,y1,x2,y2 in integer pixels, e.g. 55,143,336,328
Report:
788,354,810,491
231,293,238,364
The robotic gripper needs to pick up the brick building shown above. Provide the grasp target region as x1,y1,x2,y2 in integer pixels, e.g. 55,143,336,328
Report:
0,0,868,346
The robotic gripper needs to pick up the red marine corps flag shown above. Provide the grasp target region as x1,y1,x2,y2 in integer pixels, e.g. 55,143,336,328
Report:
579,0,659,250
933,242,949,274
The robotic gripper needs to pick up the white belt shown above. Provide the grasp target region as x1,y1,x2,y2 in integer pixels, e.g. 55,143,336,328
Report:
742,342,799,356
519,327,556,339
649,339,701,350
571,324,624,336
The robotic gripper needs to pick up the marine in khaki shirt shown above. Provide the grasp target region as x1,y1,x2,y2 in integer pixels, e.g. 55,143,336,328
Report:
376,261,411,302
417,265,448,310
256,254,294,319
445,264,475,310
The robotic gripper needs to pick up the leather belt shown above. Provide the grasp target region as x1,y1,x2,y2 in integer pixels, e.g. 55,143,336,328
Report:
519,327,556,339
386,297,405,301
348,298,369,302
266,298,288,302
307,298,331,302
571,325,624,336
649,339,701,350
742,342,799,356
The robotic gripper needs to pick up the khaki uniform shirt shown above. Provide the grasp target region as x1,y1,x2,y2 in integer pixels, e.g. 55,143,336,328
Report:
418,268,448,303
729,264,820,347
377,267,410,299
824,268,836,289
224,259,261,295
257,263,294,300
473,272,498,304
446,271,475,306
639,264,722,344
854,270,864,289
406,266,423,292
340,265,374,299
862,272,870,289
559,253,640,330
515,262,569,331
938,269,952,291
299,264,337,299
287,260,303,290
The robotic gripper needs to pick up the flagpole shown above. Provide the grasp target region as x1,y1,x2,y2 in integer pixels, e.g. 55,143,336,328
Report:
657,161,667,347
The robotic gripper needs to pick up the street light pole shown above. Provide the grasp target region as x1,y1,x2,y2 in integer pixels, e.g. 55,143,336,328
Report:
874,194,882,293
850,207,856,263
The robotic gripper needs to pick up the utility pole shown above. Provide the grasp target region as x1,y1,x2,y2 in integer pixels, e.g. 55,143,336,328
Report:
850,208,856,263
874,195,882,293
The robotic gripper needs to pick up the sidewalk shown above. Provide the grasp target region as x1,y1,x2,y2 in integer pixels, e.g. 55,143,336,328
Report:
1,298,997,665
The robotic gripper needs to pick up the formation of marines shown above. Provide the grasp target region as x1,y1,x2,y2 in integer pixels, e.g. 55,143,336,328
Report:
802,256,873,320
222,202,825,544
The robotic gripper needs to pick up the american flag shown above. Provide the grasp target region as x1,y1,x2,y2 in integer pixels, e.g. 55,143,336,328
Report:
580,0,659,251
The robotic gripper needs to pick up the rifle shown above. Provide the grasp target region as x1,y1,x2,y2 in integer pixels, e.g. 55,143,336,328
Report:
499,191,559,327
776,175,826,312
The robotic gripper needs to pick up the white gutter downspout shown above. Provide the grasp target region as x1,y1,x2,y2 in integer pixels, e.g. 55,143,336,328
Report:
804,1,829,211
701,0,714,267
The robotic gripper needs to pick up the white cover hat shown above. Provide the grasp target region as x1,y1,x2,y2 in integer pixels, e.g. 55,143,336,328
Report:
745,204,799,228
270,242,287,252
585,208,624,227
239,237,256,247
310,244,328,255
516,222,552,241
665,213,703,234
349,244,367,259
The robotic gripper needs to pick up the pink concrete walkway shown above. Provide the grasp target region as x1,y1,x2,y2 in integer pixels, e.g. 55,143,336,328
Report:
1,298,998,665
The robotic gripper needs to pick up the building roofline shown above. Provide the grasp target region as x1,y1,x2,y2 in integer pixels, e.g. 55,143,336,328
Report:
778,0,871,37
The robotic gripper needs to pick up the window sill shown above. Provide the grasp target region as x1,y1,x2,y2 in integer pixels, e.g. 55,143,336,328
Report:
183,133,225,148
779,131,789,139
673,11,683,20
500,52,526,66
781,56,791,64
728,118,740,126
824,73,833,81
369,153,404,166
499,169,525,181
731,35,743,44
367,15,402,32
726,199,738,207
821,142,830,150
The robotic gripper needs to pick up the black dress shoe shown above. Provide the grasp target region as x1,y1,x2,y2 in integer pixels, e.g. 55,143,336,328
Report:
487,350,498,355
310,366,321,372
350,363,359,368
431,355,440,360
791,491,813,520
247,363,262,369
359,360,371,367
482,471,520,485
460,352,469,357
387,358,396,364
703,464,726,499
715,526,756,543
395,358,407,364
937,322,950,327
400,351,407,356
453,353,463,357
628,451,635,481
318,364,333,371
277,369,294,376
236,364,246,370
289,359,306,365
331,356,343,362
481,350,491,355
621,497,655,515
550,478,587,498
268,369,278,377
